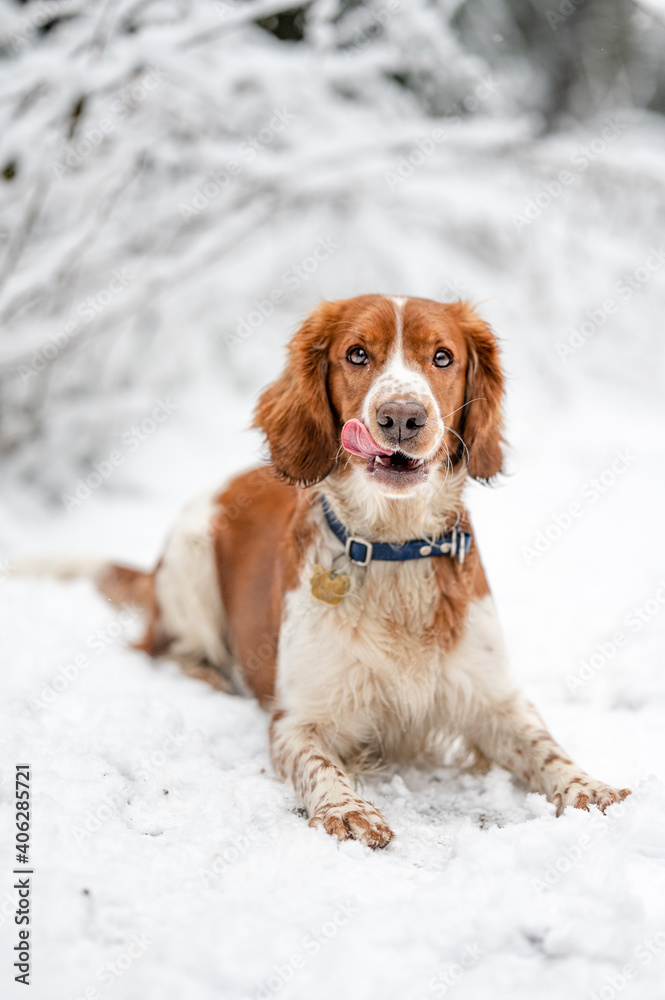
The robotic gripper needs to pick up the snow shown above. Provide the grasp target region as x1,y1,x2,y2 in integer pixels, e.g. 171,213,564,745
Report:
2,1,665,998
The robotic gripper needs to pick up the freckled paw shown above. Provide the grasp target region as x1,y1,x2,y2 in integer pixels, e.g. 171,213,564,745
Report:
309,812,349,840
556,780,631,815
309,801,394,849
581,785,631,813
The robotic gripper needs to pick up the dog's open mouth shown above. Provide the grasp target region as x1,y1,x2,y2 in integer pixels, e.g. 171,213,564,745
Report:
341,419,429,487
370,452,425,472
368,450,429,486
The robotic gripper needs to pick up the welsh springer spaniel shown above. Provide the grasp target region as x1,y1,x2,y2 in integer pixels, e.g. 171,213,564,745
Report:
97,295,630,847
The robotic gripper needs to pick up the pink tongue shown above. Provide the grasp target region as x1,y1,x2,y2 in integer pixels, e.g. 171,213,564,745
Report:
341,419,393,460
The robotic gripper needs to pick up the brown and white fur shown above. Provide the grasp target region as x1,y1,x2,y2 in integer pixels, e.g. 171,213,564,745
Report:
53,295,631,847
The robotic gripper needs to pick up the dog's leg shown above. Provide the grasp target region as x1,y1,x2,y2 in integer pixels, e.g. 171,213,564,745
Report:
269,712,394,848
469,695,631,815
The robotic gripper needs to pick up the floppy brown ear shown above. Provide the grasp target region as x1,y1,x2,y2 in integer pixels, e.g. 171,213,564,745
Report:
454,302,504,482
253,304,339,486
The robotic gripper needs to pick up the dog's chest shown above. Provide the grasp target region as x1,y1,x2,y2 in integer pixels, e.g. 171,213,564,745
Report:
276,545,464,752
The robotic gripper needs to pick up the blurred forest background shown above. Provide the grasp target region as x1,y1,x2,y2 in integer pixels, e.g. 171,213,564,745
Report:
1,0,664,495
0,0,664,590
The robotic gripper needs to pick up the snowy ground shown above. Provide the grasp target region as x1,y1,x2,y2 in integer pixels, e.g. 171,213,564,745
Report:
2,2,665,998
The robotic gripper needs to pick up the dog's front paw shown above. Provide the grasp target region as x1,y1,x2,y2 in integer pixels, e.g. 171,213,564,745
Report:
309,798,394,849
553,778,631,816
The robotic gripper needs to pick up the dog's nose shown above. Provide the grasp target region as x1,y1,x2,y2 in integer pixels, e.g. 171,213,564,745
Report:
376,401,428,444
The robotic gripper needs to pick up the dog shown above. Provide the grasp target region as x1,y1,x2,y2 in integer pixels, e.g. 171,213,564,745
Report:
48,294,632,847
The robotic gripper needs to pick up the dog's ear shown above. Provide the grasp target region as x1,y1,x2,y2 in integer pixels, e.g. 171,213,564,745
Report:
253,303,339,486
454,302,504,483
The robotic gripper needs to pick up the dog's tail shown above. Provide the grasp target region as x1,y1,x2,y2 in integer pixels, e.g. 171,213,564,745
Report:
8,556,155,611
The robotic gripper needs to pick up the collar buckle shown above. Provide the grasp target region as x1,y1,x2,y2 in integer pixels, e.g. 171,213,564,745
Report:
452,527,467,564
345,535,373,566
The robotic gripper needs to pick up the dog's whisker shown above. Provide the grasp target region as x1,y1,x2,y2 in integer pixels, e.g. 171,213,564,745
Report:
440,397,487,424
446,426,470,467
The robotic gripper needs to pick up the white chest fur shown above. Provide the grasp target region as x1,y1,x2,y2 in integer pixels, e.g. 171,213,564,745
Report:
276,520,514,766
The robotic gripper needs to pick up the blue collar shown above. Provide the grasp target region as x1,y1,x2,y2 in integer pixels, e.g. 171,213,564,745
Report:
320,497,471,567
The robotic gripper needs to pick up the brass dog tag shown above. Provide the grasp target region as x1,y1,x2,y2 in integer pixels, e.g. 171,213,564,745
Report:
310,565,350,606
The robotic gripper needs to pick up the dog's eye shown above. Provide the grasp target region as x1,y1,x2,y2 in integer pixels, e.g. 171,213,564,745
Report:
347,346,369,366
433,349,453,368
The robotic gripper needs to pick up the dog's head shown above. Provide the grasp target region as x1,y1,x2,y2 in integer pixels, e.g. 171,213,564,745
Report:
254,295,504,497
